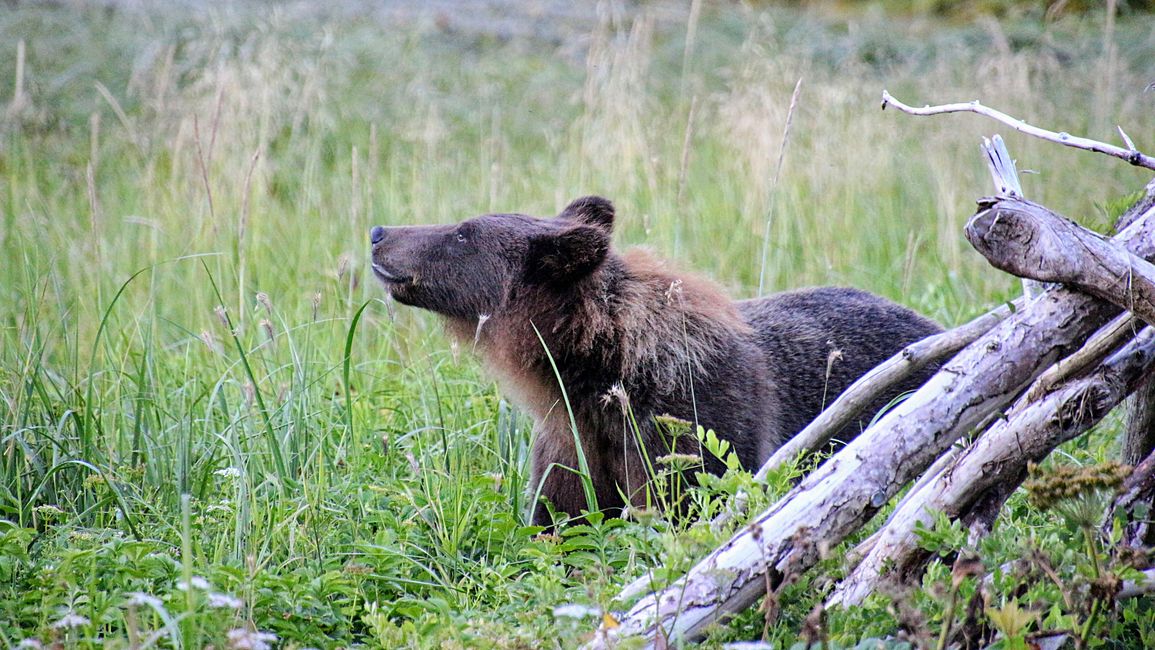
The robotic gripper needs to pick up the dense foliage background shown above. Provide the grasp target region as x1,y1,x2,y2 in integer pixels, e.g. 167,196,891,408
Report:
2,1,1154,647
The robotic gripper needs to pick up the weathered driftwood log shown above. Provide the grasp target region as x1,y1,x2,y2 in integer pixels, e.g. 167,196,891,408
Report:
966,196,1155,327
839,311,1138,585
830,326,1155,607
834,195,1155,606
752,302,1016,482
589,195,1155,647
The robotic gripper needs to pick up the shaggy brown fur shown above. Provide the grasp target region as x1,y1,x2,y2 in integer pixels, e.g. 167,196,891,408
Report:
370,196,941,525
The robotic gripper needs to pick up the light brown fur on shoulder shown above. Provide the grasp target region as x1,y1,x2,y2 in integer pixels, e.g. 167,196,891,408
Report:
612,249,751,394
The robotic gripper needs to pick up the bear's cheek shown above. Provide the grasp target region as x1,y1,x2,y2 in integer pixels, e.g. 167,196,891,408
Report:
390,283,454,315
386,283,420,307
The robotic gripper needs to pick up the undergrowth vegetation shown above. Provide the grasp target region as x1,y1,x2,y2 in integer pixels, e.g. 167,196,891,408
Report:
2,1,1154,647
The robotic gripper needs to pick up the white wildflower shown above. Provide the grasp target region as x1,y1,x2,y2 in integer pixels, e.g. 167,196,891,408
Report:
214,467,242,479
176,575,211,591
50,612,90,629
552,603,600,619
17,639,43,649
207,592,244,609
124,592,163,609
206,500,233,514
226,628,278,650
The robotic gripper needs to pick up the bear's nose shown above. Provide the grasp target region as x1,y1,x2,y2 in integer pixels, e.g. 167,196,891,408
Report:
370,225,386,244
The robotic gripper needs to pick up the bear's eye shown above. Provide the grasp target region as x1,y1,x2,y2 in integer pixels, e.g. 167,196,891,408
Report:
456,232,468,243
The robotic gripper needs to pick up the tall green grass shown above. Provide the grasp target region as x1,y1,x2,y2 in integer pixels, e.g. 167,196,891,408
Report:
2,2,1153,646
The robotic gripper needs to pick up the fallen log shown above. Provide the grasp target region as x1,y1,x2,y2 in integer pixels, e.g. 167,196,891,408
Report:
829,326,1155,607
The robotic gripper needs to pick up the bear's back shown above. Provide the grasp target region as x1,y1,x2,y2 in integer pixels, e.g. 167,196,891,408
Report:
736,287,942,449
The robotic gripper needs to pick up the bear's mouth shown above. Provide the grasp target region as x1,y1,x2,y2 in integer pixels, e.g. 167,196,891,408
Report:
371,262,413,285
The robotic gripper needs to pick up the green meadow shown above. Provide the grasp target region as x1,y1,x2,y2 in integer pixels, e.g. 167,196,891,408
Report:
3,1,1155,647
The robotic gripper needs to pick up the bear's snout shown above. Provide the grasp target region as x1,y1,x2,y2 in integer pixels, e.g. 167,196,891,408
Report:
369,225,386,244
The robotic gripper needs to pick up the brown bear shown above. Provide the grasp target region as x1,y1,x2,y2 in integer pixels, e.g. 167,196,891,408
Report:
369,196,942,526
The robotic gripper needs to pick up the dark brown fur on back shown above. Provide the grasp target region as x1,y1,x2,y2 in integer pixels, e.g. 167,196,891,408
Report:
370,196,942,525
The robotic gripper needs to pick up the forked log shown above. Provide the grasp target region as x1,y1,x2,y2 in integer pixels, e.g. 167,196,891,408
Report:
830,326,1155,607
837,311,1139,577
832,195,1155,605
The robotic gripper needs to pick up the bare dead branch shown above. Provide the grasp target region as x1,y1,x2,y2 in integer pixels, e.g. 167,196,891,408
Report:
881,90,1155,172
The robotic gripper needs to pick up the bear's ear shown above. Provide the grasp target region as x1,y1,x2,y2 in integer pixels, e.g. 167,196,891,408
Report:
525,226,610,284
557,196,615,232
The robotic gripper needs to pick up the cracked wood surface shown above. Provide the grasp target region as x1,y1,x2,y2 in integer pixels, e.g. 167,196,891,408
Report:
967,196,1155,326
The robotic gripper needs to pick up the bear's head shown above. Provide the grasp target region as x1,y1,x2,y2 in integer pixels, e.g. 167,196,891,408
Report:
369,196,615,319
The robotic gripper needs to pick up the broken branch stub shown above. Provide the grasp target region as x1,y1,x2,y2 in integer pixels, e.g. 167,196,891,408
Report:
966,196,1155,327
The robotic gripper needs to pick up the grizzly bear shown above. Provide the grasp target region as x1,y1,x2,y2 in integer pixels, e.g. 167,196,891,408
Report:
369,196,941,526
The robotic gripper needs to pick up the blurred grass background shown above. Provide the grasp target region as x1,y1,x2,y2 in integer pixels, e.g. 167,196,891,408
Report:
2,0,1154,646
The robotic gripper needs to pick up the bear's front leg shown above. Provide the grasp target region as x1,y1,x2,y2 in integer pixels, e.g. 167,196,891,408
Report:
529,429,593,527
